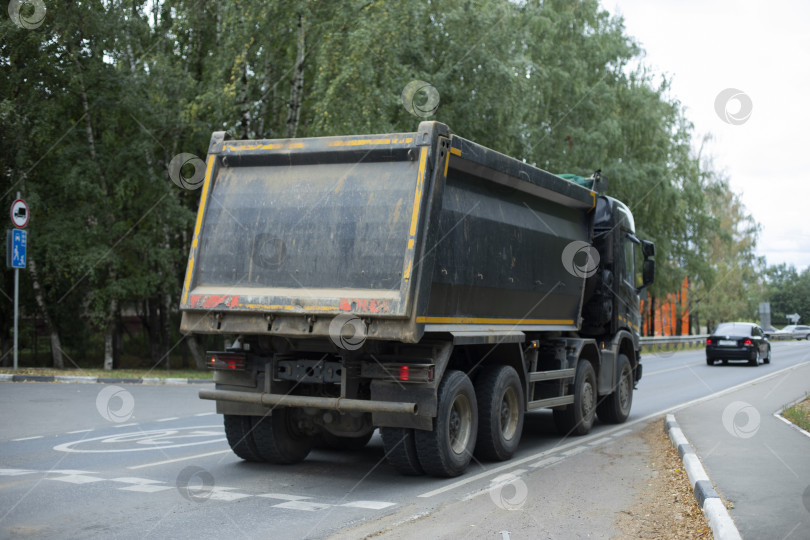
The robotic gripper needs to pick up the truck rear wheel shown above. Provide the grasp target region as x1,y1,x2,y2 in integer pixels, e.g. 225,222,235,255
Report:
415,370,478,477
250,409,313,464
224,414,264,462
596,354,633,424
474,365,524,461
380,427,423,475
553,360,596,436
314,430,374,451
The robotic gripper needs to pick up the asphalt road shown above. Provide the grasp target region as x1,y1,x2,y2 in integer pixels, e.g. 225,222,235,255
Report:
1,340,809,539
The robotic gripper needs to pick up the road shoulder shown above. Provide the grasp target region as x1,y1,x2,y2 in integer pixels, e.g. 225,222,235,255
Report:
331,420,709,539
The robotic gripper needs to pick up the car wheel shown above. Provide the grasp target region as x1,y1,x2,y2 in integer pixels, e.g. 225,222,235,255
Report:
763,346,771,364
748,349,759,367
706,358,714,366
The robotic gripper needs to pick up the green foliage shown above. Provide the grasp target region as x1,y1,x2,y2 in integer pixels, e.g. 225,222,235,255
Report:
0,0,768,362
766,264,810,325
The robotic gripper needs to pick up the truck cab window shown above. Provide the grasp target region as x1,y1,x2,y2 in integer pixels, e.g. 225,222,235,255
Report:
625,236,643,288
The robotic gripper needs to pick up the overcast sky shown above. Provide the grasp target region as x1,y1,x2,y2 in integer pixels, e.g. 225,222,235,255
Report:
603,0,810,271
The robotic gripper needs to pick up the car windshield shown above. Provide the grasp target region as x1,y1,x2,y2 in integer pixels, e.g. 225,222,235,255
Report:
713,323,752,336
782,326,796,332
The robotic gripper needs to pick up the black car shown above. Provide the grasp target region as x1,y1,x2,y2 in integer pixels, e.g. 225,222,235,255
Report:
706,322,771,366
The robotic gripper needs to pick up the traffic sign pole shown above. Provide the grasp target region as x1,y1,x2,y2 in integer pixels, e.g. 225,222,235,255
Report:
10,191,26,372
13,266,18,371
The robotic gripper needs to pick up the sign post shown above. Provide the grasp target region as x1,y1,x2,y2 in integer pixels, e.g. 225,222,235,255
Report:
7,194,28,371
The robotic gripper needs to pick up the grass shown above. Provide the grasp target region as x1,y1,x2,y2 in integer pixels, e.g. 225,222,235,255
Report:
0,367,212,380
781,397,810,432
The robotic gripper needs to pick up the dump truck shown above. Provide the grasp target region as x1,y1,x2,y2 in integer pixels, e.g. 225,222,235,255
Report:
180,121,655,477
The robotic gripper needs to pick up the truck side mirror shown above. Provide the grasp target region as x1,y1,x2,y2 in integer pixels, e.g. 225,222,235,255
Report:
641,240,655,258
642,259,655,288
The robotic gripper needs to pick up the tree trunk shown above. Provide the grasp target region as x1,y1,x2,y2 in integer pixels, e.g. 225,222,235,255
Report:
186,334,207,370
103,298,118,371
286,13,306,138
28,257,64,369
649,295,656,336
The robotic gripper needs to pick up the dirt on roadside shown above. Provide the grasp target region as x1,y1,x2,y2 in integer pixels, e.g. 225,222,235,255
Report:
613,420,712,539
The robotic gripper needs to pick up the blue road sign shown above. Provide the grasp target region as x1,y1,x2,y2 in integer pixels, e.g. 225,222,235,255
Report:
10,229,26,269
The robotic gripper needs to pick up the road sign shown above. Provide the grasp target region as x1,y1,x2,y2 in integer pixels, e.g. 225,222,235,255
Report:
11,199,29,228
7,229,26,269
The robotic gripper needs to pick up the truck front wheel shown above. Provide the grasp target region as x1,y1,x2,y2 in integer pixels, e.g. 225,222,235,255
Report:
596,354,633,424
250,409,313,464
415,370,478,477
553,360,596,436
474,365,524,461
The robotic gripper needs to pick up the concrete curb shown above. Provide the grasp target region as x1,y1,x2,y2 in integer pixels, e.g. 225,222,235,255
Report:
0,374,213,385
665,414,742,540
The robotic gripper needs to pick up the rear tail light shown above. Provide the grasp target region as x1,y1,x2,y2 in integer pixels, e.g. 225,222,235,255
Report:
208,352,246,371
706,338,713,345
393,365,434,383
361,363,435,383
743,338,754,346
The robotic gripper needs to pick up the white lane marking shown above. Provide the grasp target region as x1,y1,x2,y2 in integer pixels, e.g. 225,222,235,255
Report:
562,447,586,457
258,493,311,501
0,469,37,476
341,501,396,509
112,423,138,428
645,362,704,376
195,412,216,417
127,449,232,470
418,359,810,499
67,429,93,434
110,477,164,485
207,487,252,502
156,417,179,422
589,437,613,446
612,429,632,438
12,436,43,442
54,426,226,453
2,467,396,512
273,500,331,511
119,484,173,493
529,456,562,469
47,474,105,484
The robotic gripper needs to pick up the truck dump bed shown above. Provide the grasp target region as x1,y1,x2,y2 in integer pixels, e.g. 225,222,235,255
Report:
180,122,597,343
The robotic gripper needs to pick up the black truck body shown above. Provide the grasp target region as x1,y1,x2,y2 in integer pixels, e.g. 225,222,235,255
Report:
180,121,655,477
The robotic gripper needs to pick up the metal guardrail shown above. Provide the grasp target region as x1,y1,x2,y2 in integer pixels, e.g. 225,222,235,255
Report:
639,332,793,351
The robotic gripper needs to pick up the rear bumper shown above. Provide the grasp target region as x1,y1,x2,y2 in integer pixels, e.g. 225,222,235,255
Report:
199,388,418,415
706,346,755,361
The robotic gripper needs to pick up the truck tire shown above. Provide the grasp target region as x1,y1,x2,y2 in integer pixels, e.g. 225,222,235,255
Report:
224,414,264,462
596,354,633,424
250,409,312,464
553,360,596,436
474,365,524,461
380,427,423,476
415,370,478,477
314,430,374,451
